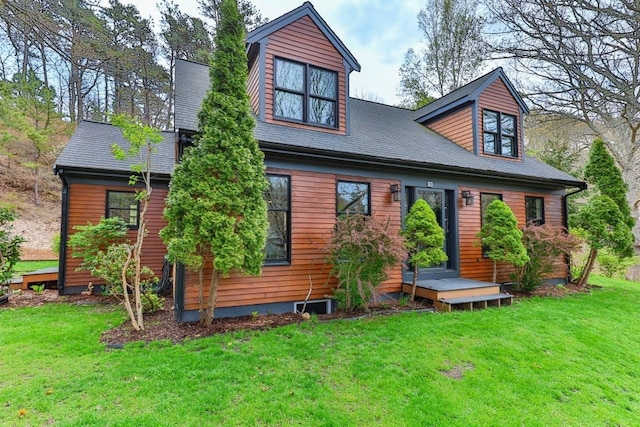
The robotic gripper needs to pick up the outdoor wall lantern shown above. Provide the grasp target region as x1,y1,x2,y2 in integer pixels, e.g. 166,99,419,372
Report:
390,184,401,202
461,190,474,206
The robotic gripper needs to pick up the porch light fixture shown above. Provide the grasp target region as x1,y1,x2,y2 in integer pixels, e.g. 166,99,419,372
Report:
390,184,401,202
461,190,474,206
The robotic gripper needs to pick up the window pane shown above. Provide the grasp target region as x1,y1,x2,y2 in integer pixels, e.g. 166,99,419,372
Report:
484,134,496,153
480,193,502,224
501,136,514,156
275,90,303,120
265,211,288,260
525,196,544,225
275,59,304,91
264,175,290,262
502,115,515,136
309,67,337,99
309,98,335,126
107,191,138,227
337,181,370,215
484,111,498,132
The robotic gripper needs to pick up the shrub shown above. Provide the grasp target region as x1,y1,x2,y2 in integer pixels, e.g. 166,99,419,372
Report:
596,248,638,279
0,207,25,285
327,214,404,311
516,224,583,292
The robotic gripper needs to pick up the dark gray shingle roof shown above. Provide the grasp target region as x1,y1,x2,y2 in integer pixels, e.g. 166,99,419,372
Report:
55,120,175,176
174,59,581,188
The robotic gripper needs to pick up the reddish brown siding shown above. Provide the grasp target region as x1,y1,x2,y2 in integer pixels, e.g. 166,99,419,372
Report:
426,106,474,152
64,183,168,291
458,187,566,283
478,78,523,161
263,16,347,135
183,170,402,311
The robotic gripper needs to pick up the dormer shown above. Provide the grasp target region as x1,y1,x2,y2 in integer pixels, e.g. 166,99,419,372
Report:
414,68,529,162
246,2,360,135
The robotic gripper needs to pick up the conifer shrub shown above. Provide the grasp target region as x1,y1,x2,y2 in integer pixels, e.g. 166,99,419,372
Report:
327,214,404,311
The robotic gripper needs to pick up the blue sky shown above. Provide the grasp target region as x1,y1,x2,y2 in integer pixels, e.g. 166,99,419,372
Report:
126,0,426,105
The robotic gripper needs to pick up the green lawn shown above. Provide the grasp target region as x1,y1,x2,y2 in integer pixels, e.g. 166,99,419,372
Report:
1,276,639,426
13,260,58,276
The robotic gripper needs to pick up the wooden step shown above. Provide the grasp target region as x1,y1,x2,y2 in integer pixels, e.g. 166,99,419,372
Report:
435,293,513,312
403,283,501,301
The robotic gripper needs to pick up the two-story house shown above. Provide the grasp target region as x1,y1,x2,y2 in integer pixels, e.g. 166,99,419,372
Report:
54,2,585,320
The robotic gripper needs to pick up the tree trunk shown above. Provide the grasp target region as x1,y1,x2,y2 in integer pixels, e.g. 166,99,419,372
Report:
492,261,497,284
411,263,418,302
576,247,598,288
204,268,220,327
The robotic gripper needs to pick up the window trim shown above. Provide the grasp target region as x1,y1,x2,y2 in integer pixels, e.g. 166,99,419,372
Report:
525,196,545,226
483,109,518,157
336,180,371,216
264,174,291,265
273,56,338,129
106,190,140,229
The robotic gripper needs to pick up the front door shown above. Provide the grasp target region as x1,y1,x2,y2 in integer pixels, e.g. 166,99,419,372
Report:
409,187,454,273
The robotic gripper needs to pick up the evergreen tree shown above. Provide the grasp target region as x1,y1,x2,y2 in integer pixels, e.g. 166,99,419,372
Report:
583,138,635,229
476,200,529,283
571,139,635,287
402,199,448,301
160,0,268,326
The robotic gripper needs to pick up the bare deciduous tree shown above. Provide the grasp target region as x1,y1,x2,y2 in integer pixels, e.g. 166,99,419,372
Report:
487,0,640,238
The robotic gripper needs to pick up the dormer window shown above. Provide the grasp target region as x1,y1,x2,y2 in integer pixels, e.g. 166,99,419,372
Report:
274,57,338,127
483,110,517,157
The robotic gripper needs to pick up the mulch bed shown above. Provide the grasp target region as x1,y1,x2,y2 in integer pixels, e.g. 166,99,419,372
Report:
1,289,433,346
2,283,596,346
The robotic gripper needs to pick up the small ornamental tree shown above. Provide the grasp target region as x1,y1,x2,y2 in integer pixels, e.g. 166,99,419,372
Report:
517,224,582,292
476,199,529,283
160,0,268,326
0,208,25,285
328,214,405,311
571,195,634,287
402,199,448,301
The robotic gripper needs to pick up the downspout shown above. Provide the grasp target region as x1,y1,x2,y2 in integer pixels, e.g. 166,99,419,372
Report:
563,184,588,283
54,166,70,295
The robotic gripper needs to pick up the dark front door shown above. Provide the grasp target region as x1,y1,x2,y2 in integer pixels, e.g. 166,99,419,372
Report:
411,187,453,272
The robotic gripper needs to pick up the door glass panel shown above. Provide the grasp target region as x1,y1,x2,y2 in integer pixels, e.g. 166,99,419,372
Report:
415,189,446,269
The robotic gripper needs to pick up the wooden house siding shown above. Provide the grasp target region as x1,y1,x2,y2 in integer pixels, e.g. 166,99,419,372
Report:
426,106,474,152
183,169,402,311
63,183,168,291
248,58,260,115
263,16,347,135
458,187,566,283
478,79,523,161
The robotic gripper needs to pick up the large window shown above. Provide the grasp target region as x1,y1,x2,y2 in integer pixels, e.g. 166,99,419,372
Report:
265,174,290,263
106,191,139,228
483,110,517,157
525,196,545,226
337,181,370,216
274,57,338,127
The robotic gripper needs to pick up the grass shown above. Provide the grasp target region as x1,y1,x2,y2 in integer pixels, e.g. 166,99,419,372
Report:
1,275,640,426
13,260,58,276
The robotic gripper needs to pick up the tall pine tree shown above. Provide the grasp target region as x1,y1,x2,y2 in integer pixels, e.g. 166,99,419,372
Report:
160,0,268,326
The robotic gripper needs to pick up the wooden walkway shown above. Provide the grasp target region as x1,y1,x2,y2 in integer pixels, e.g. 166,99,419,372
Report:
402,278,513,312
10,267,58,291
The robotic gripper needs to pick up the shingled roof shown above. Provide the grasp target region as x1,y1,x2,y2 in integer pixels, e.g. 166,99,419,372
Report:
55,120,175,176
174,59,582,189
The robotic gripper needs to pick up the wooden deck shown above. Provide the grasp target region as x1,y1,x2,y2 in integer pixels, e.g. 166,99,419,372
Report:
10,267,58,291
402,278,513,312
